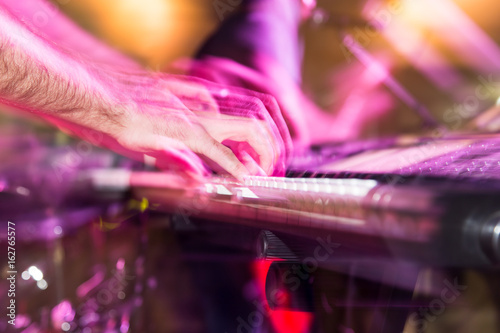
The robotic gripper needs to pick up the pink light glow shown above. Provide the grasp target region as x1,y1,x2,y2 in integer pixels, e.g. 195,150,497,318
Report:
116,258,125,271
362,0,465,93
50,300,75,331
120,313,130,333
342,35,438,126
373,0,500,80
416,0,500,74
380,19,464,91
76,271,105,298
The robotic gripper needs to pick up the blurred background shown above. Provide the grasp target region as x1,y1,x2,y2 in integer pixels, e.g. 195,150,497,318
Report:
2,1,500,332
52,0,500,137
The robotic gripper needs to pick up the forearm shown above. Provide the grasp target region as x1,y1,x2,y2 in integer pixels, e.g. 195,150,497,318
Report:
0,7,127,135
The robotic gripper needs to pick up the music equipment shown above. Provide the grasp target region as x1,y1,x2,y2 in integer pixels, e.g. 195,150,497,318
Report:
108,134,500,269
5,132,500,268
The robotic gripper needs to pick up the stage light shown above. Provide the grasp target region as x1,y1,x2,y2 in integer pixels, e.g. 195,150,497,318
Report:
37,279,48,290
28,266,43,281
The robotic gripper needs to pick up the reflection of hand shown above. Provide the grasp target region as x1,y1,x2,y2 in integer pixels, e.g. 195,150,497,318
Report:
465,105,500,132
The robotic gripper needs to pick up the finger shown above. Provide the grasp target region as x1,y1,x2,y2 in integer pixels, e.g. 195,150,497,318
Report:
171,74,289,157
207,77,293,157
170,74,290,158
196,140,266,177
225,121,275,175
162,78,219,113
214,98,285,174
108,145,207,184
126,134,210,181
189,58,295,153
162,74,287,173
198,115,276,175
190,135,251,181
243,91,293,157
211,95,282,148
238,149,267,176
232,92,290,174
151,149,208,181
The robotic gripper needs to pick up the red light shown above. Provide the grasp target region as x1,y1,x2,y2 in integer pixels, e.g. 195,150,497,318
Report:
252,260,313,333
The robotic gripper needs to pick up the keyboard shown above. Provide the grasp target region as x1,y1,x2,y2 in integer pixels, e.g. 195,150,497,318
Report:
290,136,500,183
4,131,500,267
128,166,500,267
399,139,500,179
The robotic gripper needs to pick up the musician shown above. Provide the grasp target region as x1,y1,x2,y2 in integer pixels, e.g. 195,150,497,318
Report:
0,0,332,182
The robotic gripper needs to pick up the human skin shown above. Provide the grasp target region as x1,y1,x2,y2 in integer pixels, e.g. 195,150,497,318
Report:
0,1,291,181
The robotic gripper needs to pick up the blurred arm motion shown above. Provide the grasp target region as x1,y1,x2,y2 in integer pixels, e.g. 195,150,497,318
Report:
0,3,290,181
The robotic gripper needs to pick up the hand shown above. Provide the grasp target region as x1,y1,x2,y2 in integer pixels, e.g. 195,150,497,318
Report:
60,74,290,181
0,4,287,181
159,75,292,171
169,56,310,146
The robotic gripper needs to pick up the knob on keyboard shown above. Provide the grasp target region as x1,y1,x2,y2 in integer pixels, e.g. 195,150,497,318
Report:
480,213,500,263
